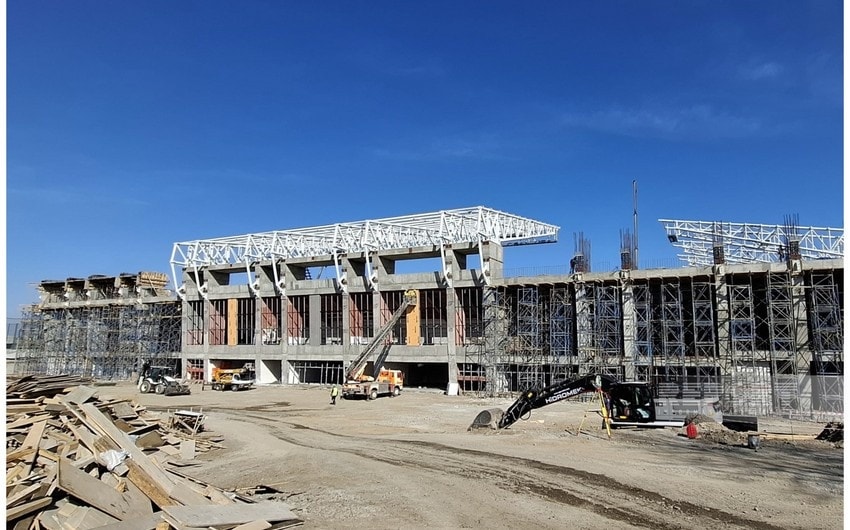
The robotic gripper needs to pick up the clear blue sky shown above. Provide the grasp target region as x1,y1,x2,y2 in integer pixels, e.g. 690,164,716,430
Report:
6,1,844,318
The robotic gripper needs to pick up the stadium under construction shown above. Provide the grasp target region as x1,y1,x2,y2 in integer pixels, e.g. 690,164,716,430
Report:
12,206,844,419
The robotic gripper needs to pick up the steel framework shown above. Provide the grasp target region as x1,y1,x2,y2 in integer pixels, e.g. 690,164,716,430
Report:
659,219,843,266
171,206,559,294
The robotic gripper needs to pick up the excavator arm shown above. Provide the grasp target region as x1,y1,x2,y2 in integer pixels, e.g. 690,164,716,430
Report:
494,374,618,429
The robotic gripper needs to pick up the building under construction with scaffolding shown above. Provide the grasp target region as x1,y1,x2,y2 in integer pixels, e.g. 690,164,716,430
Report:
14,272,181,380
13,207,844,419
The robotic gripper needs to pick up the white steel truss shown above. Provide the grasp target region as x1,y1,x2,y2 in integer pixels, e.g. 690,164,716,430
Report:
171,206,559,294
659,219,844,266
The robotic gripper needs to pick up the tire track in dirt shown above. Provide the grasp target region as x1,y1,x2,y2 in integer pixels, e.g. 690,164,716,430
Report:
221,411,782,530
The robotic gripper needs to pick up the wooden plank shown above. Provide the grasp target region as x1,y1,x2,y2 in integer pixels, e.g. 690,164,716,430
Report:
37,449,59,463
94,512,166,530
59,415,100,456
111,401,138,420
6,483,41,508
42,403,67,413
6,447,37,464
114,418,135,432
10,515,35,530
136,430,165,449
205,485,235,505
179,440,196,461
64,505,120,530
6,462,28,485
164,476,215,506
125,459,174,509
234,521,272,530
94,434,122,454
122,474,155,515
64,385,99,405
58,399,103,437
57,457,144,520
127,423,160,437
7,413,53,430
162,501,300,527
757,433,817,441
6,496,53,521
21,420,48,450
5,404,45,414
158,444,181,456
78,403,176,494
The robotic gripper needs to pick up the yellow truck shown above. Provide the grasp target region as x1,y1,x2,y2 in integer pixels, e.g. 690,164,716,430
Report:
210,364,255,391
342,367,404,400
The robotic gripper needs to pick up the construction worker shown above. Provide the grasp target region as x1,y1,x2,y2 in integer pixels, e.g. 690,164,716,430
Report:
330,384,339,405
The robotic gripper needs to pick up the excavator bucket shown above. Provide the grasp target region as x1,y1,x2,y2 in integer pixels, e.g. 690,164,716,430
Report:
468,408,505,431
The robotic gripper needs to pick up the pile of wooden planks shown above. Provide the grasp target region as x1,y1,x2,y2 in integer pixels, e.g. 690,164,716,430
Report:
7,375,303,530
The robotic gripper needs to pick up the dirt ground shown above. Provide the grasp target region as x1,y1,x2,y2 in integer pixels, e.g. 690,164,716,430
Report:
99,382,843,529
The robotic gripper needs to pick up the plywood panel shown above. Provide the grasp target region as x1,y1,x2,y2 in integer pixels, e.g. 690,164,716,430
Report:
228,299,238,346
406,290,420,346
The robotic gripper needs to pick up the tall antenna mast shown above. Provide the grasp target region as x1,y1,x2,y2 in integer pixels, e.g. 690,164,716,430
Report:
632,180,639,269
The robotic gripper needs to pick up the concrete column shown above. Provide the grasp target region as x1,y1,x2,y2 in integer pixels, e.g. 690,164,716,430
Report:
620,272,636,381
574,279,594,373
343,256,367,291
341,291,351,346
445,287,459,395
791,269,813,414
284,263,302,286
443,246,456,285
308,294,321,346
480,241,504,283
372,290,382,346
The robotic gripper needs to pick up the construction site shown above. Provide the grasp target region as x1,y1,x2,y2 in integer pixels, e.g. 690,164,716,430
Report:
12,206,844,419
7,206,845,529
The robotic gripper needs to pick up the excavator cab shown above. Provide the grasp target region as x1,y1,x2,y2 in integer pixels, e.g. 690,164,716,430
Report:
608,382,656,423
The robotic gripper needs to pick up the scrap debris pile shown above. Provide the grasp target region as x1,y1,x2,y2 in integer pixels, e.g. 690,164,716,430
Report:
6,374,303,530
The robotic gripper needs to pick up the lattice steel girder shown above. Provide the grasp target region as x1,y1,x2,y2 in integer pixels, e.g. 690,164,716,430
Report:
171,206,559,290
659,219,844,266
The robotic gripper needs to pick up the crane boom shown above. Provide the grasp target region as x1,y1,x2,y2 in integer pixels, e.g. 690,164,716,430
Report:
346,290,417,382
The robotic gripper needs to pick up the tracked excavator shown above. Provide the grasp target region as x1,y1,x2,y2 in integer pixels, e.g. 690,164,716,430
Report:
470,374,688,430
342,290,416,400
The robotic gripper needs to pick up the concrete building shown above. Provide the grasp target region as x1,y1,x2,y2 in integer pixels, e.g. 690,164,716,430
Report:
15,207,844,419
169,207,843,419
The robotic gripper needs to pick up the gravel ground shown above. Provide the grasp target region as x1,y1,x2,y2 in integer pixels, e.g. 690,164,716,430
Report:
101,382,844,529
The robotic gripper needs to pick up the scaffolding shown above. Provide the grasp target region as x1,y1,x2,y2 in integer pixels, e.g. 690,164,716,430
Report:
808,270,844,415
15,302,182,380
548,286,575,382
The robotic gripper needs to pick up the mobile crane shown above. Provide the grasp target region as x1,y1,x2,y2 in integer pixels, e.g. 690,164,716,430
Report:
470,374,688,430
342,290,416,400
